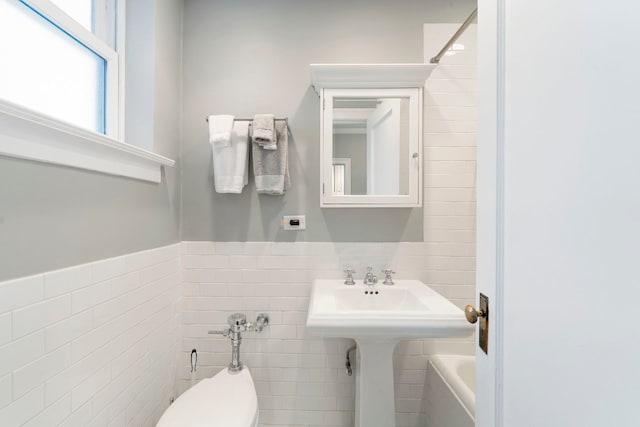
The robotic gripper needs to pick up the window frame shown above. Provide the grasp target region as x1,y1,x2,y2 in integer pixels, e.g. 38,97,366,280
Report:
0,0,174,183
20,0,120,137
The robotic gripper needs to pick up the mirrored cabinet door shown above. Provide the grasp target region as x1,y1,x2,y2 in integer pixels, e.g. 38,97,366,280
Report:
321,88,422,207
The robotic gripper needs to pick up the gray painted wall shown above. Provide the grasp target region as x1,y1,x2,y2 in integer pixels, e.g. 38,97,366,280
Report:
0,0,183,281
181,0,475,242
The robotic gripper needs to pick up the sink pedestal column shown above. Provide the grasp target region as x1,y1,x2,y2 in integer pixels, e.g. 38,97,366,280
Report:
354,338,399,427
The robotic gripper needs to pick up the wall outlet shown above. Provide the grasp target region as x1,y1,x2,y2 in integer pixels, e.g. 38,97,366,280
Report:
283,215,306,231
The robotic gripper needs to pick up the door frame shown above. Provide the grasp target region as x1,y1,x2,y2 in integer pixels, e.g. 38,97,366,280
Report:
331,158,352,195
366,99,400,195
476,0,505,425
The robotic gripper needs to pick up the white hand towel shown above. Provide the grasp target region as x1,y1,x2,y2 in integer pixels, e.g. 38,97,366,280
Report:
208,114,235,148
212,121,250,193
253,120,290,195
252,114,277,150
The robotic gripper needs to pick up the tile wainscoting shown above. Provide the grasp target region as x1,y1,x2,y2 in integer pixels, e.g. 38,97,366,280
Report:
0,244,181,427
0,240,473,427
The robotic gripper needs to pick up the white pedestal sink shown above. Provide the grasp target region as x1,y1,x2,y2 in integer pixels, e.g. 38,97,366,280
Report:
306,279,473,427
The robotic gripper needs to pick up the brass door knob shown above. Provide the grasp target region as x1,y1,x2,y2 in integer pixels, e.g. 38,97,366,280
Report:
464,305,486,324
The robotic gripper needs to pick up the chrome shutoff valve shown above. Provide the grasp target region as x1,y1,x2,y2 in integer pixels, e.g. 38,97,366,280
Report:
249,313,269,333
208,313,270,372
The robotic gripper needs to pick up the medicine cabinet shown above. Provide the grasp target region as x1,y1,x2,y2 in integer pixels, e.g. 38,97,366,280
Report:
311,64,435,208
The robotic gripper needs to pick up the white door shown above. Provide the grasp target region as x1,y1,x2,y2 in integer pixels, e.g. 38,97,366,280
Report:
475,1,499,426
367,99,400,194
477,1,640,426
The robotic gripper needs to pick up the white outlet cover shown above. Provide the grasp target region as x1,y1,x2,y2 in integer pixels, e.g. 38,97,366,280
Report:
283,215,306,230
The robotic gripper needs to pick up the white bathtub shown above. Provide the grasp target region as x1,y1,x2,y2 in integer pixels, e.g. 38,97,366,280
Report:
426,355,475,427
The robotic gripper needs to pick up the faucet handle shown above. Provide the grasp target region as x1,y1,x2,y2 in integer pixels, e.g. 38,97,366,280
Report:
344,267,356,285
381,269,396,286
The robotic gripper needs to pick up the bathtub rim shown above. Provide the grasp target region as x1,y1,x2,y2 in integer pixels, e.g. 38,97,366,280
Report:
429,354,476,419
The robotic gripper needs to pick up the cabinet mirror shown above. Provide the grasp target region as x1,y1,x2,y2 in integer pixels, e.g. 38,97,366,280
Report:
320,88,422,207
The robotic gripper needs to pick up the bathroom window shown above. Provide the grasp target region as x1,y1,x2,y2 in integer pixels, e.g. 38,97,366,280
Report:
0,0,170,183
0,0,122,137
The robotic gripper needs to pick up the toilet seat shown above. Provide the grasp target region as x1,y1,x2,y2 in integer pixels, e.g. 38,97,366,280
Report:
157,367,258,427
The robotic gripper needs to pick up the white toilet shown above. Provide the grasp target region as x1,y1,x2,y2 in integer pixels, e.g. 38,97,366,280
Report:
156,313,269,427
158,313,268,427
156,367,259,427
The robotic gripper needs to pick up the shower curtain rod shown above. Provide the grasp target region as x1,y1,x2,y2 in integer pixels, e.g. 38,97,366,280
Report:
429,7,478,64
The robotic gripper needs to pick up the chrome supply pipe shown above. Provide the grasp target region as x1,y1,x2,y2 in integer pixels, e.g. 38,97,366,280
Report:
345,345,357,376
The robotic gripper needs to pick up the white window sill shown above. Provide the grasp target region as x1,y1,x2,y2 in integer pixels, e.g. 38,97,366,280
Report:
0,100,175,183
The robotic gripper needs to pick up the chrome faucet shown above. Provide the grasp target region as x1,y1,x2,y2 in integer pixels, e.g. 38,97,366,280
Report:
363,267,378,285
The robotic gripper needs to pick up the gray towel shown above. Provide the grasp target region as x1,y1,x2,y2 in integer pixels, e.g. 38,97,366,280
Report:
251,114,277,150
252,121,290,195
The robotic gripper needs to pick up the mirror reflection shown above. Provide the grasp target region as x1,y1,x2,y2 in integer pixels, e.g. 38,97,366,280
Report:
332,97,410,196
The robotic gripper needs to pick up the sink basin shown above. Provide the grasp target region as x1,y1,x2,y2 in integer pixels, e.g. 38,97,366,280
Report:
307,279,473,339
306,279,473,427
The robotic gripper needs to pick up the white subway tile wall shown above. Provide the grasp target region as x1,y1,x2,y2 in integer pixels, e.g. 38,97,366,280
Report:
179,241,475,427
422,18,477,354
0,244,181,427
423,23,477,256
